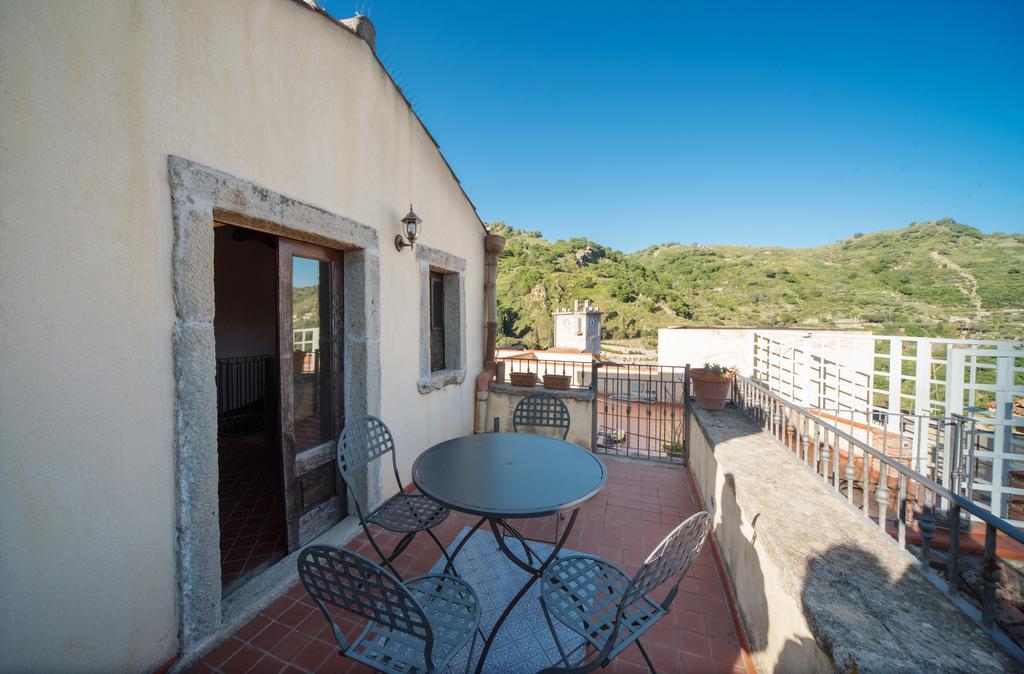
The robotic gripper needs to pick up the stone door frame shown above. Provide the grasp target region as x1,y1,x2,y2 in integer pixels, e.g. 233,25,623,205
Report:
167,156,381,653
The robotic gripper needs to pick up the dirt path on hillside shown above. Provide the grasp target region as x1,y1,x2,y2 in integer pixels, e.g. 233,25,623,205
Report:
931,250,983,313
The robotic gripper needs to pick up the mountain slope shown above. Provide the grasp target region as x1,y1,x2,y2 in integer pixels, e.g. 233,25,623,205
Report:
493,219,1023,348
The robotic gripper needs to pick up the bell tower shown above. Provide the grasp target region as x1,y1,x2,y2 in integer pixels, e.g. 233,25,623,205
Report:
552,299,602,354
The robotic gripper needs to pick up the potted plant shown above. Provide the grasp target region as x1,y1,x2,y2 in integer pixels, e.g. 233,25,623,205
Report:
663,441,685,458
509,371,538,388
690,363,736,410
663,422,686,460
543,373,571,390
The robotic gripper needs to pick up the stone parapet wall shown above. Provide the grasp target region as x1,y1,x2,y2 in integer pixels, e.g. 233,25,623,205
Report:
687,404,1014,673
486,383,593,448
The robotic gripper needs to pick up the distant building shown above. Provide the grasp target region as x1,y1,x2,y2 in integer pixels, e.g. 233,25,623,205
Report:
553,299,602,355
496,299,603,364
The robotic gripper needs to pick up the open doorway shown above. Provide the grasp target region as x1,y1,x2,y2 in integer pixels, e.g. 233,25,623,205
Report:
171,157,379,652
213,225,284,596
213,224,347,597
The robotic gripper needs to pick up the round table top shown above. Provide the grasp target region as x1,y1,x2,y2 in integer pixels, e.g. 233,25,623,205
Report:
412,433,607,518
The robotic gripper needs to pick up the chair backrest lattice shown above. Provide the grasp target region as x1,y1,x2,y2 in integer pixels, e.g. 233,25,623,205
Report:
298,546,433,646
627,511,712,605
338,415,395,474
513,392,571,439
336,415,403,516
541,511,712,669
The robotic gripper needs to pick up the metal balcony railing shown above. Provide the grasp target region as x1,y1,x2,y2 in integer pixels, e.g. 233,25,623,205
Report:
732,374,1024,661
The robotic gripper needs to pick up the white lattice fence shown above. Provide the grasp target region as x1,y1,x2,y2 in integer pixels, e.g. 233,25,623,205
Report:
752,332,1024,523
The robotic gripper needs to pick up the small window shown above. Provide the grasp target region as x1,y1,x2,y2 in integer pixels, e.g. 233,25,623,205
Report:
416,245,466,393
576,316,583,336
429,271,445,372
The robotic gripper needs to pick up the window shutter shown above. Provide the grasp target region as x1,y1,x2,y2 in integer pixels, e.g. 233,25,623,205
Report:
430,272,445,371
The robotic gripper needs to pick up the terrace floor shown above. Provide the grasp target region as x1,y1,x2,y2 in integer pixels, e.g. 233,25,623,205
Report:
187,458,755,674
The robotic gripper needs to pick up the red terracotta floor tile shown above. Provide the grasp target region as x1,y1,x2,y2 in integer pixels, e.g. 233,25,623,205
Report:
291,639,336,672
277,602,314,629
250,622,290,653
261,597,294,620
248,653,286,673
679,629,713,658
235,615,271,642
191,458,755,674
680,650,719,673
645,642,682,672
269,632,313,664
202,637,245,668
220,645,265,673
614,656,652,674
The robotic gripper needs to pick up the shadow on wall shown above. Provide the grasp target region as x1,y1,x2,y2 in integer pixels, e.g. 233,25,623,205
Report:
700,406,1010,673
726,509,1009,672
785,544,1011,673
714,469,771,665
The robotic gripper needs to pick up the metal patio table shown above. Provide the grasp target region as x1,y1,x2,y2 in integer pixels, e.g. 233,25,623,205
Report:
412,432,607,674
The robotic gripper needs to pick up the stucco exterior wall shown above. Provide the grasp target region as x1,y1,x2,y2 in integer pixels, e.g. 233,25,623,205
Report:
0,1,484,671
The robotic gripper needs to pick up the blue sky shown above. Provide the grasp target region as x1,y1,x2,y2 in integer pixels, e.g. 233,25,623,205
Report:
323,0,1024,251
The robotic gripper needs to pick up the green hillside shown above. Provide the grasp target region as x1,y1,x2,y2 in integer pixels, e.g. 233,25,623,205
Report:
492,219,1024,348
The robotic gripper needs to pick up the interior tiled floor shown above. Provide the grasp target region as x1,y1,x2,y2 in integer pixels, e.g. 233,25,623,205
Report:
190,457,755,673
218,436,288,595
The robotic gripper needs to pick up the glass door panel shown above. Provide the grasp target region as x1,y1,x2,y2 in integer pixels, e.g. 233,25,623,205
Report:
291,256,334,452
277,239,345,551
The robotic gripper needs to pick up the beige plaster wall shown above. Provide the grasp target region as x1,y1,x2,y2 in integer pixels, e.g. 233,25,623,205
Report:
0,1,484,670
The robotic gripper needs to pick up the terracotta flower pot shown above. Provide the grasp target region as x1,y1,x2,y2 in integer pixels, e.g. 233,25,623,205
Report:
543,374,571,390
690,368,734,410
509,371,538,388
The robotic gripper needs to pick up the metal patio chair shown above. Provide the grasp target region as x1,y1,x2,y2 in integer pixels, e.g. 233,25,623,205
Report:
538,511,712,673
512,391,573,542
337,415,453,579
298,545,481,674
513,392,571,440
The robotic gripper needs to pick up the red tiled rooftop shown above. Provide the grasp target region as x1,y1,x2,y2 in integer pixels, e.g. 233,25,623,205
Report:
188,458,756,674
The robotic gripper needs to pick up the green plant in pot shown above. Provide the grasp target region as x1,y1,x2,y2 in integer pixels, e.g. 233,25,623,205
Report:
663,441,685,457
690,362,737,410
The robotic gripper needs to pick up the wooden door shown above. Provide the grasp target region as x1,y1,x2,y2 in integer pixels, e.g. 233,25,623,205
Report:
277,238,345,551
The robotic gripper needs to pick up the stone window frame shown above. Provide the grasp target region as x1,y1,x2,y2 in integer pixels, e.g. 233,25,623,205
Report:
168,156,382,656
415,244,467,393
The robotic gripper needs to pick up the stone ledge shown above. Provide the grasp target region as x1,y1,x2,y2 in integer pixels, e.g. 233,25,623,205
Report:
688,404,1014,673
417,368,466,394
488,381,595,401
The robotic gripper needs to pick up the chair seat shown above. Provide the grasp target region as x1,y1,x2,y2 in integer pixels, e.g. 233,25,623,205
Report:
541,555,664,661
347,573,480,673
367,493,449,533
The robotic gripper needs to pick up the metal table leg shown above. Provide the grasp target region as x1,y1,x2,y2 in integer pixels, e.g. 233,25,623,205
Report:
473,509,580,674
442,515,488,576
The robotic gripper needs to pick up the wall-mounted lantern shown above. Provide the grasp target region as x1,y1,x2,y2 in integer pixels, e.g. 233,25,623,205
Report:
395,205,422,252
